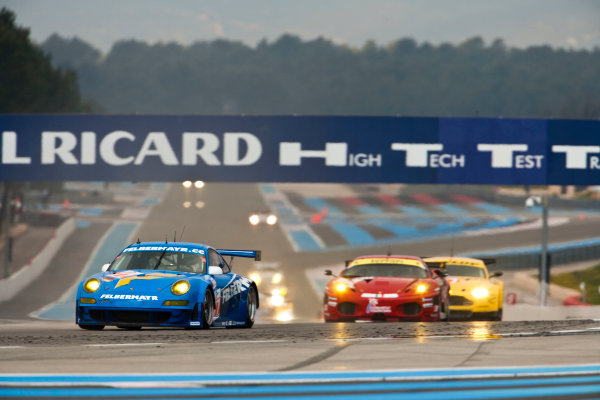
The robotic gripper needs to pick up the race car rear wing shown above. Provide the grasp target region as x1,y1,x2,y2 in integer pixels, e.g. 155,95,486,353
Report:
217,249,262,261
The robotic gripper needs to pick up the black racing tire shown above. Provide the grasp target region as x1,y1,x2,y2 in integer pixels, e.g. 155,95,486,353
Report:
494,308,503,321
242,286,258,328
201,289,215,329
78,324,105,330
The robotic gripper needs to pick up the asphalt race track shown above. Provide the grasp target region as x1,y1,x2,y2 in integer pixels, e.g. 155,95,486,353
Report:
0,183,599,399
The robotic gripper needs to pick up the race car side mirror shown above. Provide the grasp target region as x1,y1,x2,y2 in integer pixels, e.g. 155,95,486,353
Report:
325,269,334,276
434,269,447,278
490,271,503,278
208,266,223,275
101,263,110,272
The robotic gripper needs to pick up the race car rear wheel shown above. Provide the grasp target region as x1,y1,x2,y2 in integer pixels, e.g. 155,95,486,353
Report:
78,324,105,330
493,308,503,321
201,290,214,329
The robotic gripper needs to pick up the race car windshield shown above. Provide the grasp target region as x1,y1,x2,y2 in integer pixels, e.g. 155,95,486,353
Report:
109,251,206,274
342,264,428,279
444,264,485,278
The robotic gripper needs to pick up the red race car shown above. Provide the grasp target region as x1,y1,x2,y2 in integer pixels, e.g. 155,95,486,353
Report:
323,255,450,322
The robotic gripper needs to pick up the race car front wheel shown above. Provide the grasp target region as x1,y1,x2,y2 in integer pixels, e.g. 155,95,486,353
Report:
201,290,215,329
243,286,258,328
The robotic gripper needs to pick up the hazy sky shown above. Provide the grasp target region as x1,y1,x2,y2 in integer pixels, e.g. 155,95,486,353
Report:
3,0,599,53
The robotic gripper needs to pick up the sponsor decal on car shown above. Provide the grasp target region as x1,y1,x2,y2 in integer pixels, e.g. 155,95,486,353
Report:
366,298,392,313
352,258,426,268
361,293,399,298
221,277,251,303
104,272,180,288
100,294,159,301
122,246,205,254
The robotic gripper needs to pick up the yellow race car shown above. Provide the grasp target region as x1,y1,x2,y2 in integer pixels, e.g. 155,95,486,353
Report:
424,257,503,321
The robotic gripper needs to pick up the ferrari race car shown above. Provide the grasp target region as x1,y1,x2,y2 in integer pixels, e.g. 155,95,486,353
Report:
424,257,503,321
323,255,450,322
76,241,260,330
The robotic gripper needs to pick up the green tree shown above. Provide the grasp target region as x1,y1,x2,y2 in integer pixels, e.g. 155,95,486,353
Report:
0,7,90,112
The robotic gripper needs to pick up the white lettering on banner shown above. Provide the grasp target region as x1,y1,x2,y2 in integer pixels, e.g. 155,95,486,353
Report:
591,157,600,170
430,154,465,168
100,131,135,165
552,145,600,169
2,131,31,164
81,132,96,165
515,155,544,169
391,143,465,168
477,144,528,168
182,133,220,165
41,132,78,164
134,132,179,165
349,153,382,167
182,132,263,166
280,142,347,166
223,133,262,166
391,143,444,167
1,130,264,167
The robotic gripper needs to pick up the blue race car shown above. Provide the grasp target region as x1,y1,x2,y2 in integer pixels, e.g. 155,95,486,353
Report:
76,241,260,330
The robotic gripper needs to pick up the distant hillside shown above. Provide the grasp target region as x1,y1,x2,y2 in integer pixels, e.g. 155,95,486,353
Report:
42,34,600,118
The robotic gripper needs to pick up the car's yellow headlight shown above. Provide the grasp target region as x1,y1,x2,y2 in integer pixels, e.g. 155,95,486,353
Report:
83,278,100,293
171,280,190,295
472,287,489,298
272,273,282,285
416,284,428,294
335,283,347,293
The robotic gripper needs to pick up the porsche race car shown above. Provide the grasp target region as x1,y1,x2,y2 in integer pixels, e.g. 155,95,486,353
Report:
76,241,260,330
323,255,450,322
424,257,503,321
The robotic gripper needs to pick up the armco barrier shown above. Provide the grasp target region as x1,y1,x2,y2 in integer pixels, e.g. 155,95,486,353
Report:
0,218,76,303
472,241,600,272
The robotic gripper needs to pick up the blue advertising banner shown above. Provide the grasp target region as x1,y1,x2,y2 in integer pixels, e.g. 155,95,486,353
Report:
0,115,598,184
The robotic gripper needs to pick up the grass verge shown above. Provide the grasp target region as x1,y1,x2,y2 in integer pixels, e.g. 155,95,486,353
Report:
551,263,600,304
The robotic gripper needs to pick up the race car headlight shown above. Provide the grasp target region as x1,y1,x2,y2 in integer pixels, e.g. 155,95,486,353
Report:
415,284,428,294
272,273,282,285
335,283,348,293
83,278,100,293
171,280,190,295
269,291,285,307
266,214,278,225
472,287,489,298
249,214,260,225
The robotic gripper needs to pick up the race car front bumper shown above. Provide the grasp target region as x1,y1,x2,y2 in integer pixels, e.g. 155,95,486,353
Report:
449,294,500,319
323,293,442,322
77,303,202,327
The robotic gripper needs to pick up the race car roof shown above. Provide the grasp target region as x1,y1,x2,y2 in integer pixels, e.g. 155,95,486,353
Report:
423,256,495,269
